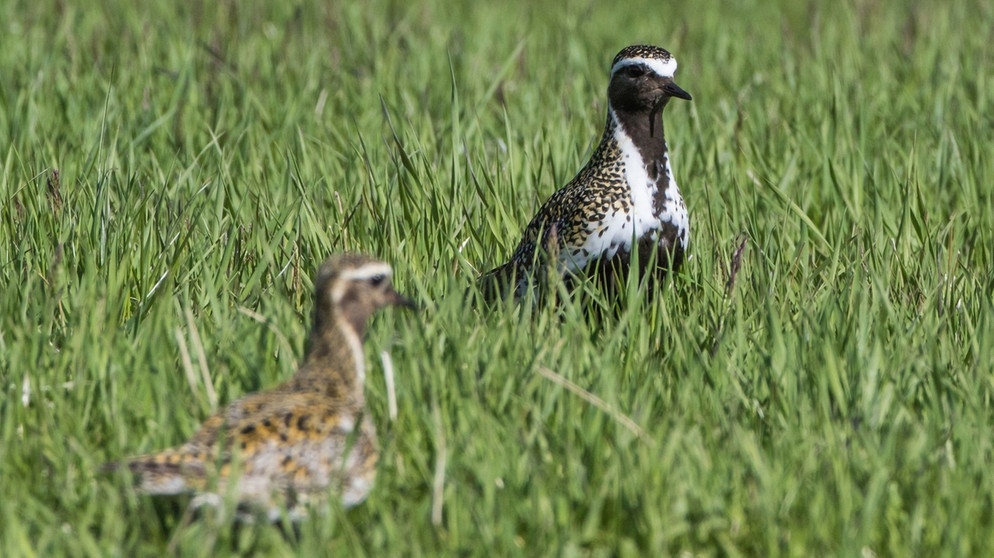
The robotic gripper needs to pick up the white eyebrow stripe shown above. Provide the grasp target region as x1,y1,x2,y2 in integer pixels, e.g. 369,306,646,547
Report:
610,57,678,78
340,263,393,281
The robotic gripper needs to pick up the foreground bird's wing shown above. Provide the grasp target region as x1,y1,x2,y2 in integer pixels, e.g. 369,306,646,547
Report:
121,390,367,496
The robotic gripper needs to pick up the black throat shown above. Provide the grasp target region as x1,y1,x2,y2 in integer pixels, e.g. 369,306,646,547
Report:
611,103,672,211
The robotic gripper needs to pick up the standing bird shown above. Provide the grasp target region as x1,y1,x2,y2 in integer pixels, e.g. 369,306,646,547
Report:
480,45,693,299
104,254,414,521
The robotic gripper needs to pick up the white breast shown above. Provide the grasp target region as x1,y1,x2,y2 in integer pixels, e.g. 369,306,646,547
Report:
561,111,688,272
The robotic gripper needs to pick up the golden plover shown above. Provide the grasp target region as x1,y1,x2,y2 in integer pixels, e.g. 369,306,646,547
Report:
105,254,413,521
481,45,693,298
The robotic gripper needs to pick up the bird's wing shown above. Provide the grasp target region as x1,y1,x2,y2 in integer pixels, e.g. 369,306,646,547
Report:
121,391,364,495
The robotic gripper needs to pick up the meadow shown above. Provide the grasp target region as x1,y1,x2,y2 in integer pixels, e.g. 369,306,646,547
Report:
2,0,993,555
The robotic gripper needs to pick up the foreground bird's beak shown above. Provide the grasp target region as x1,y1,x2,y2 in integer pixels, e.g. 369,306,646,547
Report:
665,81,692,101
388,288,418,310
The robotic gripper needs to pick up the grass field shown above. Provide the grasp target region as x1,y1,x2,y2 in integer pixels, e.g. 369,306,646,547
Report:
3,0,994,555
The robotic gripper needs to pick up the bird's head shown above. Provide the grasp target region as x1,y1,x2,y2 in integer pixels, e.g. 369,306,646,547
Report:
608,45,692,114
313,254,414,334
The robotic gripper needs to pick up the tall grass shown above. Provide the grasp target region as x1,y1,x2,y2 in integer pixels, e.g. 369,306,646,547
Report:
2,0,993,555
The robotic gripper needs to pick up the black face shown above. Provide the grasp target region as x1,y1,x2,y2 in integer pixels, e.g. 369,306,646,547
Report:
608,63,692,113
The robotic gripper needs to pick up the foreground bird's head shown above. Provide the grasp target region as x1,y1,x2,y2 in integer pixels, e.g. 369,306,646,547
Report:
608,44,692,114
313,254,414,336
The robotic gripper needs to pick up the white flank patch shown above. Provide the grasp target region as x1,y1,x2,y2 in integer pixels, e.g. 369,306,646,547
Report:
342,476,374,508
338,412,356,433
190,492,224,511
339,448,374,508
144,476,190,495
611,56,678,78
660,157,690,246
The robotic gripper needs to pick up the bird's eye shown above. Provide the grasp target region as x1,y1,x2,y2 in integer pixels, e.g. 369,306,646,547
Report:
624,65,647,78
369,274,385,287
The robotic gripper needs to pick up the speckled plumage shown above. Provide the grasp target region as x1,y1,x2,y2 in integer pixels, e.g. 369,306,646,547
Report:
481,45,692,298
104,254,412,521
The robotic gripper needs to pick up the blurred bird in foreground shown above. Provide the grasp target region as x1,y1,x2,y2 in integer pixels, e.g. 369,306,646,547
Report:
104,254,413,521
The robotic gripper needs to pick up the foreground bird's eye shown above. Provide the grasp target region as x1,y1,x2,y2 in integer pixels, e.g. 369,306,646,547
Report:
369,275,385,287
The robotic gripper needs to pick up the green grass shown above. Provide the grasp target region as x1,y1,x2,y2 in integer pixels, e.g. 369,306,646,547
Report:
3,0,994,555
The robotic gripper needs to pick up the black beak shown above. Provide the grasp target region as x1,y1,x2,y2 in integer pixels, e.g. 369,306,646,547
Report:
388,288,418,310
665,81,692,101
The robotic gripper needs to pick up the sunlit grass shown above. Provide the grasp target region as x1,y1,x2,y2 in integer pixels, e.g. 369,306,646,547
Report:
2,0,993,555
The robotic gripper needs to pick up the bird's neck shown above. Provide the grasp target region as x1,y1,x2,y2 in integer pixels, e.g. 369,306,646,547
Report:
609,105,669,164
297,312,366,403
602,106,677,213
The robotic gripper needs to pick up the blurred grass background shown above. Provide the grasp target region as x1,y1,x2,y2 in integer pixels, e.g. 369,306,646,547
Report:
2,0,993,555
